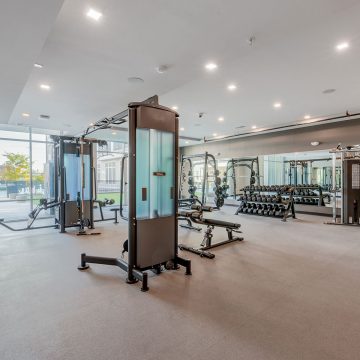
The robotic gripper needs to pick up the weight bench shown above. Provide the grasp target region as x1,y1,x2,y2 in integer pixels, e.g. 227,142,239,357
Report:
110,208,119,224
94,202,119,224
178,206,243,259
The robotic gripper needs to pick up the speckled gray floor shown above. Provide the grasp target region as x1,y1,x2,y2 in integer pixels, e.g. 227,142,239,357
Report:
1,207,360,360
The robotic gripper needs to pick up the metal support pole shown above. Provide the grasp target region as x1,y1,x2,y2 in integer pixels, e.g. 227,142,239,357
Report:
332,153,337,223
340,152,344,224
29,127,33,211
202,152,208,205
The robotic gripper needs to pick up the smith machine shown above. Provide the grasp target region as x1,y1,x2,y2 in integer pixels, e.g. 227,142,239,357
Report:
222,157,260,199
179,152,227,209
78,96,192,291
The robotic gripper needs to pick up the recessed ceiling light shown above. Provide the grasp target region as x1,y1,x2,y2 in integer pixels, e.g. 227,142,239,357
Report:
304,115,311,120
227,84,237,91
273,102,282,108
180,127,185,131
311,141,320,146
336,42,349,51
205,62,218,71
89,122,94,126
185,141,189,144
112,131,117,135
218,117,224,122
251,125,257,129
156,65,169,74
22,113,30,117
323,88,336,94
34,63,43,69
40,84,51,90
213,133,217,136
86,8,103,21
172,106,178,110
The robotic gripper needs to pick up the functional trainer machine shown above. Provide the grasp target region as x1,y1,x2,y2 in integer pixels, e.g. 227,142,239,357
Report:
78,96,192,291
178,204,243,258
0,135,117,233
327,145,360,225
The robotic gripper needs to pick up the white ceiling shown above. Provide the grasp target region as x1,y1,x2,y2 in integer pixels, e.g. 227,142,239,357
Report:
0,0,64,125
3,0,360,146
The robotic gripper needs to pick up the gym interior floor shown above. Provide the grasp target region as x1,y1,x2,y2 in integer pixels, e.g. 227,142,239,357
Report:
1,206,360,360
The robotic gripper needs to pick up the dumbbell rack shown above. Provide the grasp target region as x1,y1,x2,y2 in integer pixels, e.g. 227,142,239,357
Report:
291,184,325,206
235,185,296,222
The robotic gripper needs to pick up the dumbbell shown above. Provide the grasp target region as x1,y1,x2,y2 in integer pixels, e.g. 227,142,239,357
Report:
264,204,271,215
257,204,265,215
249,203,258,214
268,204,275,216
273,205,280,216
278,206,285,217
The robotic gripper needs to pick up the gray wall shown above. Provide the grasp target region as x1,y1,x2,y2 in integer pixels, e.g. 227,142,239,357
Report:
182,119,360,158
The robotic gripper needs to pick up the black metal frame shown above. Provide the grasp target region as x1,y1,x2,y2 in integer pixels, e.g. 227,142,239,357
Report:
235,185,296,222
78,96,192,292
224,157,260,199
178,208,243,258
53,137,95,233
119,154,129,220
179,152,223,208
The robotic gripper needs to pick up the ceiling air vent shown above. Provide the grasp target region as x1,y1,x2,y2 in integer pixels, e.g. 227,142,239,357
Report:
39,114,50,120
235,125,245,129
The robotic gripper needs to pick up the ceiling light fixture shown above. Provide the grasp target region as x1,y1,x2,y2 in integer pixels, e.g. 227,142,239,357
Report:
127,77,144,84
213,133,217,136
304,115,311,120
86,8,103,21
323,88,336,94
112,131,117,135
273,102,282,108
311,141,320,146
227,84,237,91
336,42,349,51
185,141,189,144
205,62,218,71
251,125,257,129
34,63,43,69
180,127,185,131
22,113,30,118
40,84,51,90
218,117,224,122
89,122,94,126
156,65,169,74
172,106,178,110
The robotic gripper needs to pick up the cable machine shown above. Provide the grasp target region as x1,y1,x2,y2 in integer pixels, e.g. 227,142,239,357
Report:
327,145,360,225
0,135,117,232
78,96,192,291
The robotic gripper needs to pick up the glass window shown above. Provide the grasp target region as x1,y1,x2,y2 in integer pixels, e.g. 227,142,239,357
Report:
0,139,31,221
95,141,127,205
0,129,29,140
